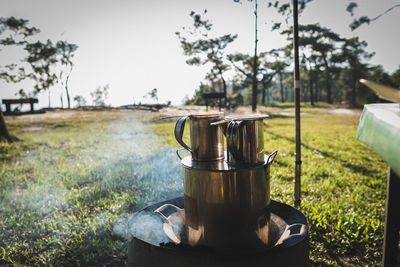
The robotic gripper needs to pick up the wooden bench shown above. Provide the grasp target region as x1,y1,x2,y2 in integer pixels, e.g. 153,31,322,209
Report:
2,98,38,114
202,92,225,111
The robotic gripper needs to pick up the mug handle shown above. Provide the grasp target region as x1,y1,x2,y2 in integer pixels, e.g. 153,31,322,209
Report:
232,121,244,161
227,120,243,162
226,121,235,163
174,116,192,154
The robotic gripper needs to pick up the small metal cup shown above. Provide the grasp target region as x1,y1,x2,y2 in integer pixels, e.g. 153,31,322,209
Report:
225,116,267,166
175,113,224,161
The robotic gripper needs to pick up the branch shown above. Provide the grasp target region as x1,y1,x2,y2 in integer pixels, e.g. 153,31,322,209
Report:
370,4,400,22
350,4,400,30
228,57,252,79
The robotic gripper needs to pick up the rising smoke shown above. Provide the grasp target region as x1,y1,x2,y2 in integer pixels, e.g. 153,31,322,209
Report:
0,114,183,265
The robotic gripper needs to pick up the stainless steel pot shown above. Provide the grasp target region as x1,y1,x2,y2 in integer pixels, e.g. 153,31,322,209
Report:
181,151,277,251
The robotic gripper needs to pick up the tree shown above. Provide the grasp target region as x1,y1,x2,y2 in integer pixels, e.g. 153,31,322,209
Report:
0,16,78,142
281,24,345,103
391,68,400,86
266,49,290,103
58,41,78,109
0,17,39,142
176,11,237,107
25,40,78,108
73,95,87,107
185,83,209,105
259,65,276,105
228,52,261,105
267,0,400,32
301,53,322,105
339,37,374,107
90,85,109,106
143,88,158,103
233,0,260,111
347,1,400,30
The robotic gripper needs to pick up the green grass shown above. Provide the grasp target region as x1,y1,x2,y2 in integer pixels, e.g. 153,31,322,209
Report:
150,112,387,266
0,109,387,266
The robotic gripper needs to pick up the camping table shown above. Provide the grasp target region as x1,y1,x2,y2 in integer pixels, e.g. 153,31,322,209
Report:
356,103,400,267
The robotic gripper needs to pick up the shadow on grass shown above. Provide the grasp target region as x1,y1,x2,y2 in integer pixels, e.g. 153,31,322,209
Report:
267,102,333,109
265,130,380,177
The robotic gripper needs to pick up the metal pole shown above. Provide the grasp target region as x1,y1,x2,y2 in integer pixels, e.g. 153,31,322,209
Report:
252,0,258,112
293,0,302,209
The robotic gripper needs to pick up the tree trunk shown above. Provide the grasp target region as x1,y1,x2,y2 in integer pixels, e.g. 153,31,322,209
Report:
65,66,72,109
279,71,284,103
218,68,228,108
66,87,70,109
0,110,19,142
262,83,266,105
323,57,332,104
309,73,314,106
261,78,272,106
326,71,332,104
48,89,51,108
351,77,357,108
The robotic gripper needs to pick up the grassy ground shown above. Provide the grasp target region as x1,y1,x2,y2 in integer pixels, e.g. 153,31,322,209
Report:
0,107,386,266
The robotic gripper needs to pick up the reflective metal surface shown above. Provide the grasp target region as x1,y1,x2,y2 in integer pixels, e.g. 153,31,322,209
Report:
128,197,310,267
174,113,224,161
182,155,272,250
225,119,265,166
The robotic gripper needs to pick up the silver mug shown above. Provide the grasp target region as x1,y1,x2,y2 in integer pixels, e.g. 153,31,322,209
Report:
225,116,267,165
174,113,224,161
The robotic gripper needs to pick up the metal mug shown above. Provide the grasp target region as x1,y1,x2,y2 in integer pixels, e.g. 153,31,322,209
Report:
175,113,224,161
226,117,266,165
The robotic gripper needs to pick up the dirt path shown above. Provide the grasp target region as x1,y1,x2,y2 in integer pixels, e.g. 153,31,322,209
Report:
5,106,362,123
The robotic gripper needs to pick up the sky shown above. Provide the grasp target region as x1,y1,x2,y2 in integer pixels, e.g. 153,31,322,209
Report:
0,0,399,108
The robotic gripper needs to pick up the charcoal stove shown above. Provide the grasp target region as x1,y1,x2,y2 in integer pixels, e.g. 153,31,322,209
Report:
128,113,310,266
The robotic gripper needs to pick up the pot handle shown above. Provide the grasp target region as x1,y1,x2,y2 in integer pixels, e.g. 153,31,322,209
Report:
274,223,307,246
176,148,187,160
266,150,278,165
154,204,182,222
174,116,192,155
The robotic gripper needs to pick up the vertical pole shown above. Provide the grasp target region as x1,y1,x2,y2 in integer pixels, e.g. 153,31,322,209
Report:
293,0,302,208
383,167,400,267
252,0,258,112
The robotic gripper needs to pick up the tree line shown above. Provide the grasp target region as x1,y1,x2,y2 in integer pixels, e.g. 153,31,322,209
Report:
0,17,113,141
178,2,400,110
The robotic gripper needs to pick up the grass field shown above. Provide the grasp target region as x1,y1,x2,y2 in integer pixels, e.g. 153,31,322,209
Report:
0,107,387,266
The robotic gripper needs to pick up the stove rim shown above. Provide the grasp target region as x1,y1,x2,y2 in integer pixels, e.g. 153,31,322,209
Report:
128,197,309,255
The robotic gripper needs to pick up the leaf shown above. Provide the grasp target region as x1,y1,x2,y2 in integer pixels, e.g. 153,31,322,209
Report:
272,22,281,31
349,16,370,31
346,2,358,16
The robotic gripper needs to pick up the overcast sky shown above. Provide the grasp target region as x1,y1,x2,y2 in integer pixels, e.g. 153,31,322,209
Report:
1,0,399,107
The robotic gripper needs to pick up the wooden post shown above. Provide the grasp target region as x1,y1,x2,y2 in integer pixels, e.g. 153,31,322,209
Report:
383,167,400,267
293,0,302,209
